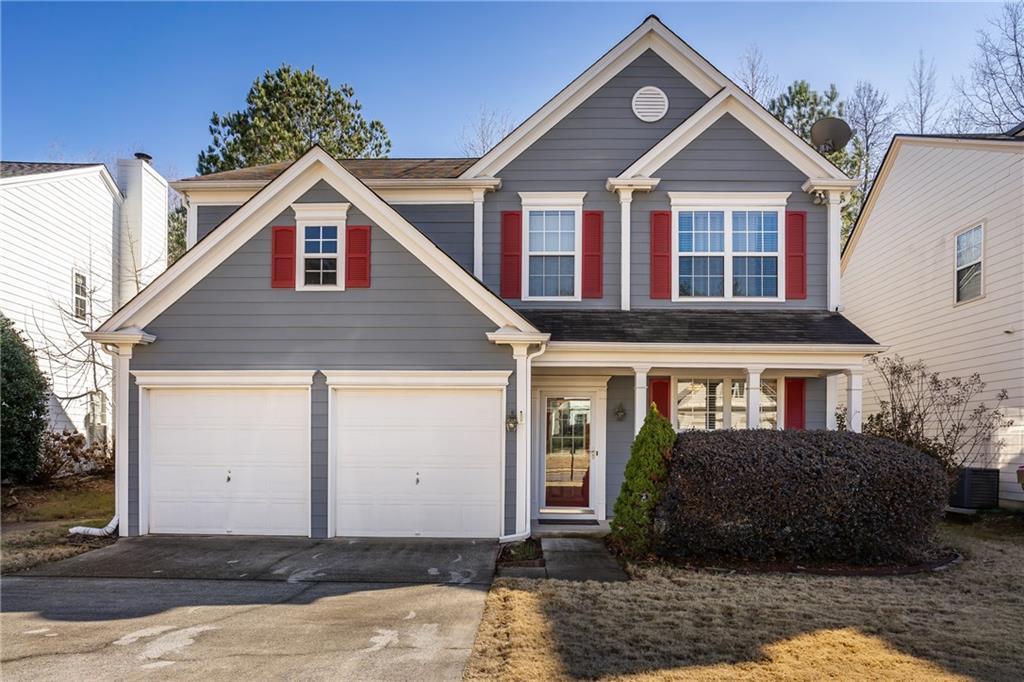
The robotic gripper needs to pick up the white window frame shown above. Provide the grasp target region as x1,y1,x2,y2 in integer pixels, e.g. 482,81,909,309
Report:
953,222,985,305
519,191,586,302
672,373,784,431
669,192,790,302
293,202,350,292
72,269,88,322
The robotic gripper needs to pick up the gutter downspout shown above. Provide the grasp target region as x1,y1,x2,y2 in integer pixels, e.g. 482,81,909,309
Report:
69,515,119,537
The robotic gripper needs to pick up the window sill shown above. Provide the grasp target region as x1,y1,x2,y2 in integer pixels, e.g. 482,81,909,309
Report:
670,296,785,303
296,285,345,292
521,295,582,303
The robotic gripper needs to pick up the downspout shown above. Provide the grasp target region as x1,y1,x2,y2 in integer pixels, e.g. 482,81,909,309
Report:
521,341,548,539
70,515,119,537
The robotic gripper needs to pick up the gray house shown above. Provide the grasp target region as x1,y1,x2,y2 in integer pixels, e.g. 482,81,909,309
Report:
90,16,878,540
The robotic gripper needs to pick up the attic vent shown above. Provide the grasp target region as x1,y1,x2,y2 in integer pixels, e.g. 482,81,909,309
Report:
631,86,669,122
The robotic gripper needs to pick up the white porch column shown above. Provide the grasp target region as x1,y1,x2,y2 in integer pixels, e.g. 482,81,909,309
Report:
826,189,844,312
472,189,485,280
825,374,840,430
617,188,633,311
633,365,651,435
746,367,763,429
512,343,531,535
722,378,733,429
844,369,863,433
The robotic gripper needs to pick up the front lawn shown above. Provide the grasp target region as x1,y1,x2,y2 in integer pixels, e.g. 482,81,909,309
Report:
1,476,115,573
466,515,1024,681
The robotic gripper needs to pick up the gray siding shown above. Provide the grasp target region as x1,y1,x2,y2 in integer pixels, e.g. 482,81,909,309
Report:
196,205,238,242
605,376,635,512
805,377,826,430
483,50,710,309
393,204,474,273
128,183,516,537
311,372,329,538
631,114,828,309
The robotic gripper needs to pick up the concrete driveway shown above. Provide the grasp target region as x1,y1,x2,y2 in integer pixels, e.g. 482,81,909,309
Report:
2,537,497,680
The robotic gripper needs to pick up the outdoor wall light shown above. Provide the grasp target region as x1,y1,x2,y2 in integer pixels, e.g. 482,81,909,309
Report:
614,403,627,421
506,411,519,431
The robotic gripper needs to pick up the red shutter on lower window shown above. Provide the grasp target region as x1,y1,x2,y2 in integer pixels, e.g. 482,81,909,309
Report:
345,226,371,288
500,211,522,299
271,226,296,288
784,378,806,429
785,211,807,300
582,210,604,298
650,211,672,299
648,377,672,419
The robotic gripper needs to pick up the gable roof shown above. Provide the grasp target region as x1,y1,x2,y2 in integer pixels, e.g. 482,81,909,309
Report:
0,161,103,178
841,132,1024,270
99,146,538,334
461,15,847,182
175,157,477,186
0,160,123,203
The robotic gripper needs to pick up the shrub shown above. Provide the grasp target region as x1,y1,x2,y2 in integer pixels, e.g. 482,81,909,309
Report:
610,405,676,558
34,430,113,483
657,430,948,564
1,314,49,483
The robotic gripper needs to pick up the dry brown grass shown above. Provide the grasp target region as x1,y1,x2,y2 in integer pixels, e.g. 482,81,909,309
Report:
466,519,1024,681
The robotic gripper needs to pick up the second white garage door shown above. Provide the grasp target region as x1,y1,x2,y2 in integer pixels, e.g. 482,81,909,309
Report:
334,385,503,538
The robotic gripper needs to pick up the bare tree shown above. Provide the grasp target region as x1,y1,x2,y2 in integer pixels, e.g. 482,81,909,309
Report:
901,50,945,134
846,81,897,199
458,107,514,157
735,44,778,105
954,1,1024,132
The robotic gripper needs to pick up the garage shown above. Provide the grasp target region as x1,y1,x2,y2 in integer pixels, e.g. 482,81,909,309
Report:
329,372,508,538
144,383,310,536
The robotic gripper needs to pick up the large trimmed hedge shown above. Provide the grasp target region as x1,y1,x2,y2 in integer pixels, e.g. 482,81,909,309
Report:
656,430,948,564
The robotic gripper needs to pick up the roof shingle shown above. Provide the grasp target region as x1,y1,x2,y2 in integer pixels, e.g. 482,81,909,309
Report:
177,157,478,183
0,161,103,179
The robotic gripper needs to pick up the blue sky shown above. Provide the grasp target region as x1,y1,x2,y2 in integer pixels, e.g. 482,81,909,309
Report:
1,2,999,181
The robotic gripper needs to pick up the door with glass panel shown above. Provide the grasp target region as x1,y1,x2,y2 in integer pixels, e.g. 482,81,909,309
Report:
543,397,593,509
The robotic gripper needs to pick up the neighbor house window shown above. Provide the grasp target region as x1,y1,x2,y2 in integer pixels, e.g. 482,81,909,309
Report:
293,203,349,291
955,224,983,303
72,271,87,321
676,377,778,430
520,192,585,300
669,193,789,301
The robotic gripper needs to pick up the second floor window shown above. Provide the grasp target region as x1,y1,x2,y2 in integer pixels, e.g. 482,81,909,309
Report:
520,192,586,301
955,224,983,303
292,202,349,291
72,271,87,321
303,225,338,286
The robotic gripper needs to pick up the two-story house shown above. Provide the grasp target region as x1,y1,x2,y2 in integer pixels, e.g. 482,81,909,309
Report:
0,156,168,442
842,127,1024,508
91,16,879,540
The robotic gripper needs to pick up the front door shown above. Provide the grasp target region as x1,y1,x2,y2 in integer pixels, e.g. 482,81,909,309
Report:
544,397,593,509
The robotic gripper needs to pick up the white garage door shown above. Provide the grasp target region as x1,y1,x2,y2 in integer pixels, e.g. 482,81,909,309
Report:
148,388,309,536
334,386,502,538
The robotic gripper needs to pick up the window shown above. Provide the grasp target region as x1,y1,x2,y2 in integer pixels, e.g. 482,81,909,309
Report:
669,193,789,301
955,224,983,303
520,192,585,300
293,203,349,291
676,377,778,430
72,271,87,321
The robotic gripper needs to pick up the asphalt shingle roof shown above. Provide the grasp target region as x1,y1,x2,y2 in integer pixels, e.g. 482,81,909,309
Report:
521,309,878,345
0,161,103,178
178,158,478,183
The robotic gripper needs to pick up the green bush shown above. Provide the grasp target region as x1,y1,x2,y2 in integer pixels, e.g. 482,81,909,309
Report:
657,430,949,564
609,405,676,558
1,314,49,483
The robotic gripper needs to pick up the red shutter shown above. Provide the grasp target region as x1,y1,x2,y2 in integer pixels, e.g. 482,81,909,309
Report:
345,225,371,288
500,211,522,299
648,377,672,419
784,378,806,429
271,226,296,288
650,211,672,299
582,210,604,298
785,211,807,300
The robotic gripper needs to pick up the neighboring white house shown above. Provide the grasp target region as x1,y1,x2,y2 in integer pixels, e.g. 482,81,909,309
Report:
0,156,169,441
841,127,1024,507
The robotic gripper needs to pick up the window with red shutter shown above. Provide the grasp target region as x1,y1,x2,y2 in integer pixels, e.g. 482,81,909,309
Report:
785,211,807,300
500,211,522,298
582,211,603,298
650,211,672,299
271,226,296,288
345,226,371,288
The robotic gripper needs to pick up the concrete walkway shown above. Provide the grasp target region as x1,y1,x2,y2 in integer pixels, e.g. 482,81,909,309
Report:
498,538,628,581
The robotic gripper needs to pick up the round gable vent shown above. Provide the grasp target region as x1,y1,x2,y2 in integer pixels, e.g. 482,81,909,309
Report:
632,86,669,122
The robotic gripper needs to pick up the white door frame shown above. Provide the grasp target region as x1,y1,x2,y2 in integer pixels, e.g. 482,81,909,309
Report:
132,370,315,537
324,370,511,539
531,376,609,522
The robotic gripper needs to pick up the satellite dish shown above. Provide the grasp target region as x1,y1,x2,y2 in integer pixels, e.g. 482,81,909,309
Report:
811,117,852,153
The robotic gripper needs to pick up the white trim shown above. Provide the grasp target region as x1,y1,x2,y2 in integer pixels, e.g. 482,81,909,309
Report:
520,192,586,302
323,370,511,388
472,189,485,279
185,201,198,247
97,147,538,334
667,191,791,207
292,202,350,292
953,221,986,305
138,385,150,535
616,188,633,311
131,370,315,388
0,164,123,205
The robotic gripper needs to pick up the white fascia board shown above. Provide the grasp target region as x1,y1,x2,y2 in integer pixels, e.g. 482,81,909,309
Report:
132,370,314,388
0,165,124,204
174,179,501,207
460,18,728,180
98,147,538,334
619,92,850,181
83,329,156,346
667,191,791,207
324,370,512,388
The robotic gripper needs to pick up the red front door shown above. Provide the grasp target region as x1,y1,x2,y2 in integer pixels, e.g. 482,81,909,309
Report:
784,378,806,429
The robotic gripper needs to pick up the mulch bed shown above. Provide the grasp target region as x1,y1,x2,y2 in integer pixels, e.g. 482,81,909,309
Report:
498,538,545,567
